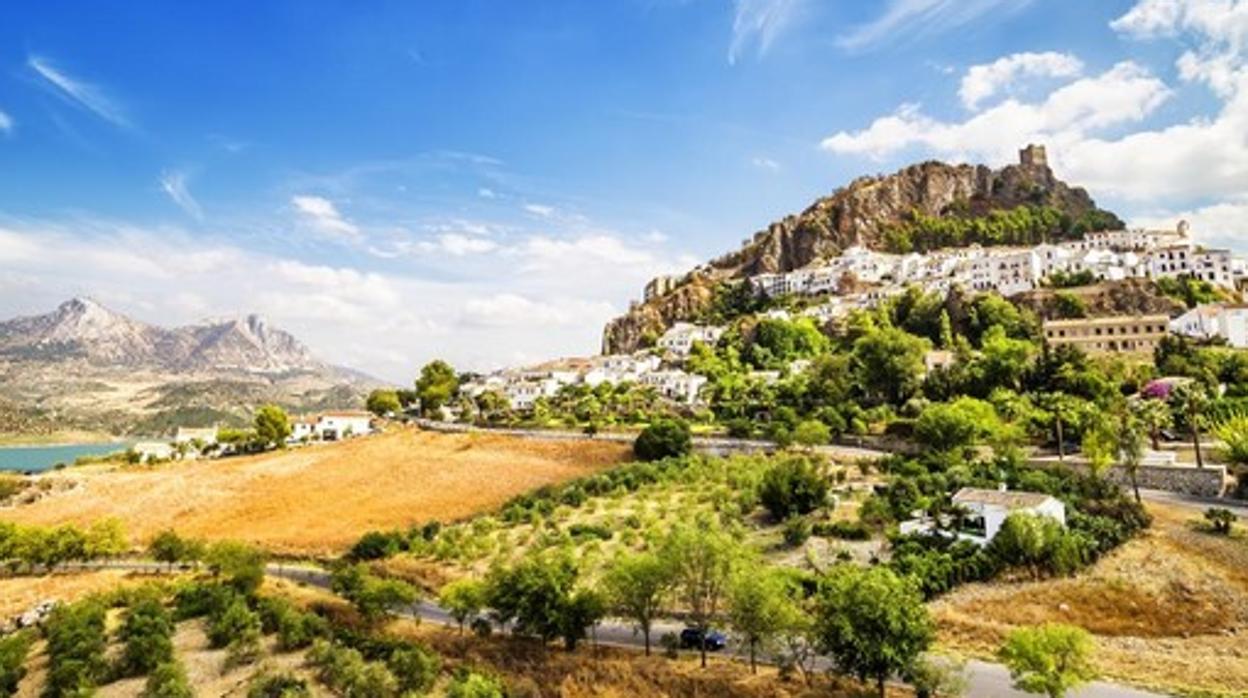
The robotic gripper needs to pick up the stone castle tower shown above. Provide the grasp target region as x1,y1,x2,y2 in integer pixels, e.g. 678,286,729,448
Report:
1019,144,1048,168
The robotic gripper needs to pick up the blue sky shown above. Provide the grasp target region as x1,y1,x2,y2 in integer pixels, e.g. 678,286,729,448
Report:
2,0,1247,381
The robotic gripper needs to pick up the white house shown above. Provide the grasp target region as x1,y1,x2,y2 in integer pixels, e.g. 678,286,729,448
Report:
657,323,725,356
1171,304,1248,347
290,417,317,442
950,487,1066,544
133,441,176,463
315,411,373,440
173,426,218,446
639,369,707,405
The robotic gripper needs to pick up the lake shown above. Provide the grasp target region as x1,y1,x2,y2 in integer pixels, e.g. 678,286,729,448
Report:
0,442,130,473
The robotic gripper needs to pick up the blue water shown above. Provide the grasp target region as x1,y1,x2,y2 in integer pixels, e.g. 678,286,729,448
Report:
0,443,129,473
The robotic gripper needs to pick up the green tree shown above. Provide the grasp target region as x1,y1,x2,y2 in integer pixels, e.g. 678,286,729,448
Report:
998,623,1096,698
1174,382,1211,468
118,595,176,676
792,419,831,448
601,551,673,656
915,397,1001,454
366,389,402,417
1112,401,1148,503
758,457,829,521
387,645,441,694
660,523,744,667
141,661,194,698
1080,414,1117,481
852,327,931,405
484,555,587,648
633,418,692,461
254,404,292,448
204,540,267,594
331,564,418,626
439,578,488,634
44,600,110,696
814,565,934,698
727,566,795,673
416,360,459,417
147,529,197,570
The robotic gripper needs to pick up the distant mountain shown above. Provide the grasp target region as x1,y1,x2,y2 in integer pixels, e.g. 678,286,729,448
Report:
0,298,382,436
602,145,1124,353
0,298,334,376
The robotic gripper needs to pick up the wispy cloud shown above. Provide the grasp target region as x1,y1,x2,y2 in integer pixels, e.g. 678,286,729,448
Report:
729,0,805,65
751,156,781,172
0,109,12,134
27,55,130,127
158,170,204,221
836,0,1036,52
523,203,556,218
291,195,362,242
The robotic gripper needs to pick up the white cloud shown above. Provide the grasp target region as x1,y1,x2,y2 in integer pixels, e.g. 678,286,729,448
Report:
1128,196,1248,249
158,170,204,221
751,156,781,172
28,55,129,127
729,0,805,65
522,203,555,218
0,109,12,134
477,187,497,199
415,233,498,256
821,61,1172,167
460,293,613,329
836,0,1035,52
959,51,1084,109
291,195,361,242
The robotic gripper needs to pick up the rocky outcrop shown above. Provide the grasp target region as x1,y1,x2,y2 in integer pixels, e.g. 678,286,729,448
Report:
603,151,1122,353
602,277,717,355
712,158,1112,277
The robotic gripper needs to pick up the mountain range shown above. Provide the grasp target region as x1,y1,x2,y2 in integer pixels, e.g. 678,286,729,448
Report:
0,298,377,437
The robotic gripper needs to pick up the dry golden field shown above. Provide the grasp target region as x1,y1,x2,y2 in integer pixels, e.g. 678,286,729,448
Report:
932,502,1248,696
0,427,629,556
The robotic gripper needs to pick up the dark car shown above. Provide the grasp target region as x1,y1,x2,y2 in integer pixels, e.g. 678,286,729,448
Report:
679,627,727,651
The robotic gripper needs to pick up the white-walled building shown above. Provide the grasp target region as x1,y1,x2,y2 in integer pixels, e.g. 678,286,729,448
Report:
1171,304,1248,347
173,427,218,446
315,411,373,440
639,370,707,405
950,487,1066,544
657,323,725,356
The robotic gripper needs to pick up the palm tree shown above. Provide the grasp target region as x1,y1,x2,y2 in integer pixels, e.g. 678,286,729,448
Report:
1133,397,1172,451
1113,401,1148,503
1174,383,1211,469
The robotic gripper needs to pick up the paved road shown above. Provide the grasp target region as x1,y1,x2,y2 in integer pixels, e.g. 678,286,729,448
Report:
62,560,1172,697
1139,488,1248,518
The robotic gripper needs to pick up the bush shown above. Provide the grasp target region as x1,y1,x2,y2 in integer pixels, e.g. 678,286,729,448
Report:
759,457,829,521
633,419,692,461
387,645,441,694
0,631,34,697
447,669,505,698
307,640,399,698
782,516,812,547
1204,507,1235,535
246,670,311,698
811,520,871,541
567,523,613,541
44,600,109,696
349,530,407,561
209,596,261,649
117,595,176,677
141,660,194,698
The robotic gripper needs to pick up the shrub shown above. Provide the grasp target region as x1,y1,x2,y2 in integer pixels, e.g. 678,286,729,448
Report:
209,596,261,650
246,670,310,698
1204,507,1235,535
567,523,613,541
633,419,692,461
812,520,870,541
0,631,34,697
447,669,505,698
783,516,812,547
759,457,829,521
349,530,407,561
141,661,194,698
117,595,176,677
44,600,109,696
387,645,441,694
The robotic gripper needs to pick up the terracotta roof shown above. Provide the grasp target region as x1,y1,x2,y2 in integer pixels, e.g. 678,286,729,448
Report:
952,487,1056,510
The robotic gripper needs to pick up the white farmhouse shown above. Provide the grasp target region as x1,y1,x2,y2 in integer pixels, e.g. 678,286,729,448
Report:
657,323,725,357
1171,304,1248,347
133,441,176,463
315,411,373,440
290,417,317,442
951,487,1066,545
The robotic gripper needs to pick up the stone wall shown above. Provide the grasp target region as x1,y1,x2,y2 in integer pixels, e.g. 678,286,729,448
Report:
1030,457,1227,497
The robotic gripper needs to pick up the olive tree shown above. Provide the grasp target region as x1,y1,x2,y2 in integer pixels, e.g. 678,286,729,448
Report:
659,522,744,668
998,623,1096,698
601,551,673,656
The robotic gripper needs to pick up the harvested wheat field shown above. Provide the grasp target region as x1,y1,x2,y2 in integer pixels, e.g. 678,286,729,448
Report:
0,571,154,619
932,502,1248,696
0,427,629,556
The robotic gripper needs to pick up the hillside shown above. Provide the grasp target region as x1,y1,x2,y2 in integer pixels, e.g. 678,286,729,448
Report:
0,298,379,436
603,146,1124,353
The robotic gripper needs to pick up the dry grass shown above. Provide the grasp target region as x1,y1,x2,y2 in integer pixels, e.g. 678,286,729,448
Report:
0,571,156,619
0,427,629,556
931,502,1248,696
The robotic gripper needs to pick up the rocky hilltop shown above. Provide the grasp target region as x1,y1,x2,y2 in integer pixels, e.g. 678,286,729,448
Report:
603,147,1122,353
0,298,378,436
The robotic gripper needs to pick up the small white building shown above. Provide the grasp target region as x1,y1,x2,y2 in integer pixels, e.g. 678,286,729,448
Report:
950,487,1066,544
290,417,317,442
133,441,176,463
173,426,218,446
656,323,725,356
315,411,373,440
639,369,707,405
1171,304,1248,347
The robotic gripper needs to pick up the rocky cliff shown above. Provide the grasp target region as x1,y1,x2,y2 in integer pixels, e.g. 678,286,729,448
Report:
603,150,1122,353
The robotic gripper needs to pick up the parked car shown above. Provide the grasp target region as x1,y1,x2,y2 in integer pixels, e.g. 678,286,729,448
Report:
679,627,727,651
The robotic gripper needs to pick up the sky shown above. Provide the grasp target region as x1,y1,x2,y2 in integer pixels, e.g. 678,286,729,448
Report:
2,0,1248,382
